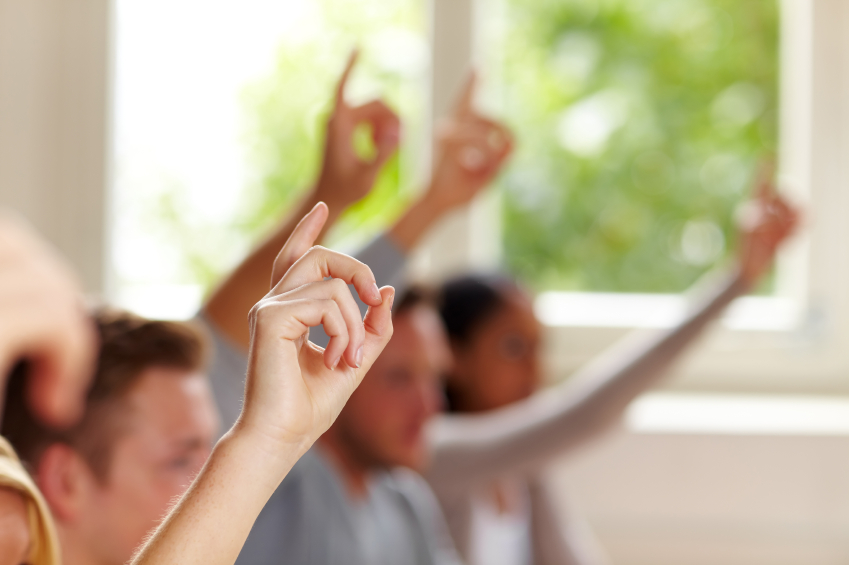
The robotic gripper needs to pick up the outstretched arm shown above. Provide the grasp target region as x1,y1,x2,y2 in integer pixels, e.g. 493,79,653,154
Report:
131,204,396,565
427,176,799,490
204,51,400,351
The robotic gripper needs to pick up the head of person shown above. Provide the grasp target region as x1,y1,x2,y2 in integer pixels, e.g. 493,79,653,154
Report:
1,309,219,565
438,273,542,413
324,288,450,472
0,436,59,565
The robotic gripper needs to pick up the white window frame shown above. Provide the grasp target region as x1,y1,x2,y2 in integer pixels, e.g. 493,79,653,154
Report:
420,0,849,394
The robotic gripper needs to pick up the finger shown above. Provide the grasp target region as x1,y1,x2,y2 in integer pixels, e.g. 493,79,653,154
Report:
350,100,400,140
754,160,776,201
26,311,97,428
270,202,329,289
256,298,348,370
358,286,396,380
274,246,383,307
335,49,360,107
271,278,365,369
454,70,477,118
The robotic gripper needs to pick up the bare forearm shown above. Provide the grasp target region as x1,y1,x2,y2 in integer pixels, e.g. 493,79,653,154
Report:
388,191,453,253
131,429,304,565
204,189,342,350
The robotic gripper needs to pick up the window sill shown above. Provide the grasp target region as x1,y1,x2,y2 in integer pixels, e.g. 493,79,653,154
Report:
535,292,800,332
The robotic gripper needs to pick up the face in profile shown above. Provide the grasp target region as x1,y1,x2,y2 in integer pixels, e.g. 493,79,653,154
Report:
450,289,542,412
51,367,219,565
333,305,450,471
0,488,30,565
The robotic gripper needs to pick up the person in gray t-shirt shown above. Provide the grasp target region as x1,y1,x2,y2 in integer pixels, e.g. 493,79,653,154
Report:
202,61,511,565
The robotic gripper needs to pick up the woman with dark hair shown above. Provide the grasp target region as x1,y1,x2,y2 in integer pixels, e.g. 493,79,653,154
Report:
424,181,799,565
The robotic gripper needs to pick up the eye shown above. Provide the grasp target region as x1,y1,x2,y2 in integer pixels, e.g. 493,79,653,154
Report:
499,333,530,361
167,456,192,470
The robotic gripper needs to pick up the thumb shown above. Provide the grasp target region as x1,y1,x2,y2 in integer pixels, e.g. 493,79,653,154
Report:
356,286,395,381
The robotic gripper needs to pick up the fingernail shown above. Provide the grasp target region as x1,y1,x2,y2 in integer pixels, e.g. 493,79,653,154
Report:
331,356,340,370
371,283,381,301
355,346,364,369
389,292,395,310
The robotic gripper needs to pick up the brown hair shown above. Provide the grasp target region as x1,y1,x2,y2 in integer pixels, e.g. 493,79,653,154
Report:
1,308,209,481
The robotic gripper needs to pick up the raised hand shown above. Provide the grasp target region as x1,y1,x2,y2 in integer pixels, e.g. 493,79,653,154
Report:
0,212,97,427
737,169,800,287
239,203,395,451
426,72,514,212
314,50,401,210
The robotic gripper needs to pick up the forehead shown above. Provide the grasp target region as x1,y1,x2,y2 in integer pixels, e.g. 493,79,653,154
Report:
122,367,218,435
491,290,539,335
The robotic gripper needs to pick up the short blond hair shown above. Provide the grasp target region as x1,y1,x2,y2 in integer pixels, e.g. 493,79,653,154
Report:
0,435,60,565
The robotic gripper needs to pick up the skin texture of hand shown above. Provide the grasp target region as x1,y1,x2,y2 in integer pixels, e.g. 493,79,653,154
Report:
390,72,513,252
736,170,800,288
241,203,396,450
203,51,399,352
313,50,401,212
131,204,394,565
0,212,97,428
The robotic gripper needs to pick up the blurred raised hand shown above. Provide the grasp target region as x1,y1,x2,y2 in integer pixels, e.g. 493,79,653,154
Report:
314,50,401,211
390,72,513,251
0,212,97,427
736,169,801,287
427,72,513,212
204,51,400,351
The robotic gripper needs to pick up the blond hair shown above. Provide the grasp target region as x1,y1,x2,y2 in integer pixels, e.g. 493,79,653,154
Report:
0,435,60,565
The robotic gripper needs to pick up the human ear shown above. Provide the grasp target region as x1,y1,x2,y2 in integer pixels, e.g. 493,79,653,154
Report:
35,443,94,523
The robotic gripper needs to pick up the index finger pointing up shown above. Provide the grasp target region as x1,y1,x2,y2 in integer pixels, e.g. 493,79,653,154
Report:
454,70,477,118
335,49,360,106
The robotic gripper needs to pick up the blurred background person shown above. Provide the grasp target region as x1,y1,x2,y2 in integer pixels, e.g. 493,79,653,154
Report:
200,63,510,564
426,180,798,565
2,310,218,565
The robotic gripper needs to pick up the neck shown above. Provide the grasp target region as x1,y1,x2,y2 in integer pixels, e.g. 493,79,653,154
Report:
316,433,372,499
58,525,106,565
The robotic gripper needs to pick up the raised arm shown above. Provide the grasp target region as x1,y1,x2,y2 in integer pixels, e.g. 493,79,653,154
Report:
426,177,799,489
131,204,396,565
203,51,400,351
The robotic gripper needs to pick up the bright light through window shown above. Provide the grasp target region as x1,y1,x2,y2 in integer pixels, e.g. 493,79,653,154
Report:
111,0,426,320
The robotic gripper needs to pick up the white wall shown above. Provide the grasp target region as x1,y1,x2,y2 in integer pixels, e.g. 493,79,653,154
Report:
0,0,111,293
550,427,849,565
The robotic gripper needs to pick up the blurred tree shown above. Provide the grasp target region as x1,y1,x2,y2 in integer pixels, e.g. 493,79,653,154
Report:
497,0,778,292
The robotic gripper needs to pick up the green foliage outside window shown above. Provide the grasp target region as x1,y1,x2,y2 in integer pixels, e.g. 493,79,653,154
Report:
497,0,778,292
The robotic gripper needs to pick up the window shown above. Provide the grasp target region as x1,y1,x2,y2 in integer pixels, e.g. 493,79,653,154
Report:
490,0,779,294
109,0,849,394
110,0,427,319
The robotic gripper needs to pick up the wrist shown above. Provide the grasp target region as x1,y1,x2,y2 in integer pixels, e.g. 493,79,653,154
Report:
223,420,312,478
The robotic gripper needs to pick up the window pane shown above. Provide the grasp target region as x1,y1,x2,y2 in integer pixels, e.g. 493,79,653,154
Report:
111,0,426,319
493,0,779,293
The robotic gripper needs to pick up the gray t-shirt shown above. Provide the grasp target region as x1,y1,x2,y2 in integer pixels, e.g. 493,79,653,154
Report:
235,445,460,565
199,235,459,565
